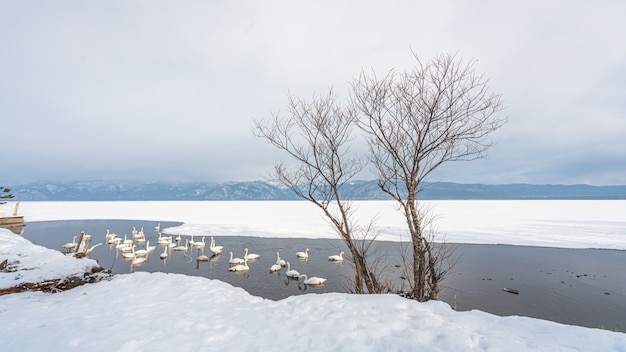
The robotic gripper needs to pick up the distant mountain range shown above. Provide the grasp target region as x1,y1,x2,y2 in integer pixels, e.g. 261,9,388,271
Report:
7,180,626,201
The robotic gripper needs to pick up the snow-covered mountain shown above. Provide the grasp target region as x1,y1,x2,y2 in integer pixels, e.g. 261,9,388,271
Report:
7,180,626,201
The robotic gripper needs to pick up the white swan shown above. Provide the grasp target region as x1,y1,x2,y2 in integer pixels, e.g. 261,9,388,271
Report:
107,233,121,245
105,229,118,243
134,244,149,257
209,237,223,254
159,246,168,259
285,261,300,279
299,274,326,285
154,223,161,232
229,251,245,265
228,258,249,271
115,241,128,251
328,251,344,261
173,239,188,251
120,245,134,253
193,236,206,249
117,239,134,253
296,248,309,259
86,243,103,254
133,227,145,241
269,263,282,272
146,241,156,252
131,255,147,265
157,233,171,245
114,233,127,245
122,245,137,259
276,252,286,266
62,236,78,250
244,248,260,260
195,245,209,259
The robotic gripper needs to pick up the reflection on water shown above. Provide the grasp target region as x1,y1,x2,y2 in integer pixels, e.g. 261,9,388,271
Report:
21,219,626,331
0,223,25,235
22,220,360,300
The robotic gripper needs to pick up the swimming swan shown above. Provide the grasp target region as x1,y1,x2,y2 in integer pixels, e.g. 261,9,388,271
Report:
122,245,137,259
229,251,245,265
157,233,171,245
121,234,132,245
328,251,344,261
276,252,286,266
133,228,145,241
159,246,169,259
299,274,326,285
118,241,134,253
285,261,300,279
62,236,78,250
131,255,147,265
108,234,122,245
244,248,260,260
269,263,282,272
104,229,114,241
193,236,206,249
173,239,188,251
86,243,103,254
134,242,151,257
116,236,132,252
296,248,309,259
106,230,119,244
209,237,223,254
228,258,249,271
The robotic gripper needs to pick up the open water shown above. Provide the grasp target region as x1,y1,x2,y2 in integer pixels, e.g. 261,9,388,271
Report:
21,219,626,332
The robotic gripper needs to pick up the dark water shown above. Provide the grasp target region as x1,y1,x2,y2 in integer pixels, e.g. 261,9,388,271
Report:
21,219,626,332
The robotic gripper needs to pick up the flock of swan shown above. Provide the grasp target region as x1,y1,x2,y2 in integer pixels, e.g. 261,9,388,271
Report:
61,233,103,257
62,223,346,286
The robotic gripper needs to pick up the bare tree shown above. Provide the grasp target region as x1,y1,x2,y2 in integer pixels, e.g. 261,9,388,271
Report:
352,53,506,301
395,203,457,299
253,89,382,293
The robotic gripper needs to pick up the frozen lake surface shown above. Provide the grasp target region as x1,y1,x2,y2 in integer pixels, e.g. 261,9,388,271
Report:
14,199,626,249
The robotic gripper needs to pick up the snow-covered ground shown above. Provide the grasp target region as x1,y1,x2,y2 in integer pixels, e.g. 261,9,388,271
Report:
1,200,626,351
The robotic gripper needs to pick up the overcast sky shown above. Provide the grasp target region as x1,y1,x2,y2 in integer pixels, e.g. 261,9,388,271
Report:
2,1,625,186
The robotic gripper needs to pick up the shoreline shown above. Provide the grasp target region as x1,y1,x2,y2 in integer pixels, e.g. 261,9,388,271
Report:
20,219,626,332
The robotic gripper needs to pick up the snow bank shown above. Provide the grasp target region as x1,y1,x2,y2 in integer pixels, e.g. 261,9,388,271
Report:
1,228,625,351
0,229,99,289
1,270,625,351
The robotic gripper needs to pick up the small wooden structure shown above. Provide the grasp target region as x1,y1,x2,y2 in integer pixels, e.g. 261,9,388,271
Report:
0,202,25,235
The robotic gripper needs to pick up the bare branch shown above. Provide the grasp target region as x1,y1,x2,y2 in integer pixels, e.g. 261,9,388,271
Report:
351,53,506,301
254,89,385,294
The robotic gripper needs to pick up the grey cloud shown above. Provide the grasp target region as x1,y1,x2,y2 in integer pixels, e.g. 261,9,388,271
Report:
2,1,626,186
